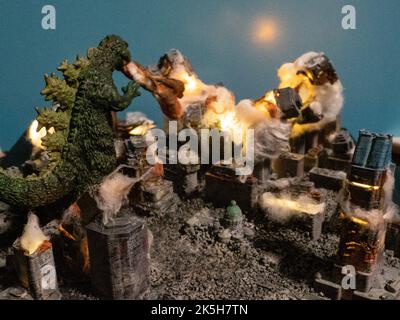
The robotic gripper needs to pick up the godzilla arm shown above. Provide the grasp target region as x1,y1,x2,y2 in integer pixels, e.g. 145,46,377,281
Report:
95,81,140,112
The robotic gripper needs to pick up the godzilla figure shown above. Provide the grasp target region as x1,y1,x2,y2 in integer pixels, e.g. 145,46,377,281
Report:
0,35,140,211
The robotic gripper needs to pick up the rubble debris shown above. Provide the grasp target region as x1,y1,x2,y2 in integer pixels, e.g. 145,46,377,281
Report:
0,287,33,300
132,178,179,217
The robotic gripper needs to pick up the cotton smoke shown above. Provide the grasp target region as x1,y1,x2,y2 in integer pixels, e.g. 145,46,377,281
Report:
383,169,400,222
95,169,153,225
260,192,325,223
278,52,344,138
20,213,49,255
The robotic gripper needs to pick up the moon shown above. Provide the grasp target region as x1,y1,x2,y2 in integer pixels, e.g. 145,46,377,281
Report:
251,18,279,45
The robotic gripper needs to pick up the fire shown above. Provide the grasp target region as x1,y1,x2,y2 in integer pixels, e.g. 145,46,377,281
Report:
129,123,156,136
278,67,316,109
172,71,202,95
28,120,55,150
254,90,279,118
182,73,198,93
218,111,246,143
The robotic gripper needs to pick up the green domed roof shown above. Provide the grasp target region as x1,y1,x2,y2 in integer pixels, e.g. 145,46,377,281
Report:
225,200,243,221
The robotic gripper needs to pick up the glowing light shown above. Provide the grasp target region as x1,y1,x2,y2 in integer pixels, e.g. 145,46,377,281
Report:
278,67,315,108
251,18,278,45
262,194,324,215
172,71,201,95
182,73,198,93
219,111,245,143
129,123,156,136
350,217,369,226
28,120,55,150
254,90,277,117
348,180,381,191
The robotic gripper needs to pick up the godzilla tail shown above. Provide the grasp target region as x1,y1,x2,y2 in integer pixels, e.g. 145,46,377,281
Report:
0,163,76,209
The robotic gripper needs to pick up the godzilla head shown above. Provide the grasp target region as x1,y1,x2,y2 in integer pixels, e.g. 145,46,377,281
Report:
98,35,132,77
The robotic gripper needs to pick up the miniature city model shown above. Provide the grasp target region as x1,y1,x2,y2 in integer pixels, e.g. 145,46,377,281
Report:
0,35,399,300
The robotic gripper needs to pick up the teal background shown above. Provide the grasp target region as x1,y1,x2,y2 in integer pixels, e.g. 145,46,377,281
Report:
0,0,399,149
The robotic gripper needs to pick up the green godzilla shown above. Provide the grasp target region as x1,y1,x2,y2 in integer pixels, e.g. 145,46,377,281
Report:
0,35,140,210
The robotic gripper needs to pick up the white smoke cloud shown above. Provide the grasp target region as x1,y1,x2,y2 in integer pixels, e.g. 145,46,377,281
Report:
260,191,325,223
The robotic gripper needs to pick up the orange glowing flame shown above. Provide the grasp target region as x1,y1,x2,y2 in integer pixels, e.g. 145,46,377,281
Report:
58,224,76,241
80,237,90,274
278,65,315,108
172,70,202,95
218,111,245,143
254,90,280,118
182,73,198,93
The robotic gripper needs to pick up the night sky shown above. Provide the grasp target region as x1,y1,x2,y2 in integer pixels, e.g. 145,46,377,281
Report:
0,0,399,149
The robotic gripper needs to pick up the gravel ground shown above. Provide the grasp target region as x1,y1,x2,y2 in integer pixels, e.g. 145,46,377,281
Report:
0,192,342,300
143,197,339,300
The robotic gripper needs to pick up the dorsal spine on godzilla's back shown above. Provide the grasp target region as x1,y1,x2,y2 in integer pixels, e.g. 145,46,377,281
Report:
0,35,141,211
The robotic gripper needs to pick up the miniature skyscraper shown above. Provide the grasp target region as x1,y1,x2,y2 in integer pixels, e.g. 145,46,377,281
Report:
316,130,400,300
